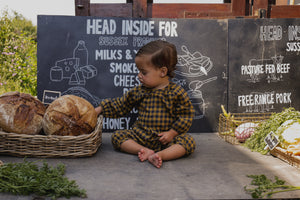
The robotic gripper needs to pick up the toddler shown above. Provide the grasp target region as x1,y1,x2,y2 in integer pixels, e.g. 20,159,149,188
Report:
95,40,196,168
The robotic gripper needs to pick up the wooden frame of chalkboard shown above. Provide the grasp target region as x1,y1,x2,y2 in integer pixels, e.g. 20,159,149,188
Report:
75,0,300,19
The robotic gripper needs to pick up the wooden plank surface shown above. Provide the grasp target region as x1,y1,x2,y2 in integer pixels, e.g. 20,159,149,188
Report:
90,4,132,17
148,3,231,18
75,0,300,19
270,5,300,18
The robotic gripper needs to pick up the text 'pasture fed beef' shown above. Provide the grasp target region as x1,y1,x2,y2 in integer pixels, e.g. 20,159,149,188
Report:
42,95,97,136
0,91,46,134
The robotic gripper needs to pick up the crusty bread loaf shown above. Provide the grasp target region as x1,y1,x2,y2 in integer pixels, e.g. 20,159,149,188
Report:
42,95,97,136
0,91,46,134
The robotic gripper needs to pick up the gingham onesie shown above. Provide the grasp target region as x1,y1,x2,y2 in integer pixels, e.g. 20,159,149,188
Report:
100,82,196,155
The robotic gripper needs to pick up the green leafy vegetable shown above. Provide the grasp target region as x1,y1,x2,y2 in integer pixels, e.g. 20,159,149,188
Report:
0,159,87,199
244,174,300,199
244,107,300,154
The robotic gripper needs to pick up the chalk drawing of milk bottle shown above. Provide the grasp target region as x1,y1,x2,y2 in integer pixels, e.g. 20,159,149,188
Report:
73,40,88,67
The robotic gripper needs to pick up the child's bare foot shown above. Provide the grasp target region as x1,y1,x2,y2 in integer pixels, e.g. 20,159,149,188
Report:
148,153,163,168
138,148,154,162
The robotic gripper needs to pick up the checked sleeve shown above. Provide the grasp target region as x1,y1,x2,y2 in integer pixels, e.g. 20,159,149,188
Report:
100,87,142,118
170,86,195,134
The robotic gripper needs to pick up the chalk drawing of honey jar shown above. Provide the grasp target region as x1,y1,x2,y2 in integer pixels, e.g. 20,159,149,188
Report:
187,77,217,119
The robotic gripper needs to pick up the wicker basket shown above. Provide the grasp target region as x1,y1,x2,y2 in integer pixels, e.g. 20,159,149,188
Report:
0,115,103,158
270,147,300,170
218,112,272,145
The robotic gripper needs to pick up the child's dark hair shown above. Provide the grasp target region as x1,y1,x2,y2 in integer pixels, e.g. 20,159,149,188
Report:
136,40,177,78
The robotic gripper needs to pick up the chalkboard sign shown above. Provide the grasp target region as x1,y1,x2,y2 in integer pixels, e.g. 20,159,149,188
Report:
228,18,300,113
37,16,228,133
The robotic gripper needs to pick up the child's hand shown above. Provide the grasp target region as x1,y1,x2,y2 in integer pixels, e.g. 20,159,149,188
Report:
95,106,103,116
158,129,178,145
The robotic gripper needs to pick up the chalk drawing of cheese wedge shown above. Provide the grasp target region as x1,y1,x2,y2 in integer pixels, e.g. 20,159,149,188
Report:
69,70,86,85
68,65,97,85
50,58,79,81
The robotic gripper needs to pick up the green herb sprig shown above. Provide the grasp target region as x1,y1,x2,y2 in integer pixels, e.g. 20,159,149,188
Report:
0,159,87,199
244,174,300,199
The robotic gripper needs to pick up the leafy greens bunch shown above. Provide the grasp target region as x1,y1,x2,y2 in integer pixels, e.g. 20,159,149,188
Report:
244,174,300,199
0,160,86,199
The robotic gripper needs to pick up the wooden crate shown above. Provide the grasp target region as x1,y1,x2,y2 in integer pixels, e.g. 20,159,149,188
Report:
271,147,300,170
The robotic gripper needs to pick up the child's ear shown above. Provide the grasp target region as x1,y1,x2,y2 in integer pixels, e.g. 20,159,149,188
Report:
160,67,168,77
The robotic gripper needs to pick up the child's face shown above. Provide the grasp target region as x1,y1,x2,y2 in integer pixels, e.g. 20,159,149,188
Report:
135,55,168,89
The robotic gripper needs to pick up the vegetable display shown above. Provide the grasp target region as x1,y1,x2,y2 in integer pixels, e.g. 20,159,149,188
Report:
0,160,86,199
244,107,300,154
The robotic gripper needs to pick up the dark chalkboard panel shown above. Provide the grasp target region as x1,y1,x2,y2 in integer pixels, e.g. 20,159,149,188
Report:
37,16,228,133
36,16,300,133
228,18,300,113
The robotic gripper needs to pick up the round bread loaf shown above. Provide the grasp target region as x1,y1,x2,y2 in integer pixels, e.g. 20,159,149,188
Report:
0,91,46,134
42,95,97,136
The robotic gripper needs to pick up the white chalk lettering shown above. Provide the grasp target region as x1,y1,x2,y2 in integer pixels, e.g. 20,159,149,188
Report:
286,42,300,52
113,75,139,87
98,36,128,46
102,117,131,130
159,21,178,37
260,25,282,41
238,95,254,106
265,64,276,74
288,25,300,41
276,63,290,73
132,37,165,47
238,92,292,107
254,93,274,105
95,49,122,60
276,93,291,104
122,20,154,36
109,62,138,74
86,19,116,35
241,65,264,75
44,95,58,101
